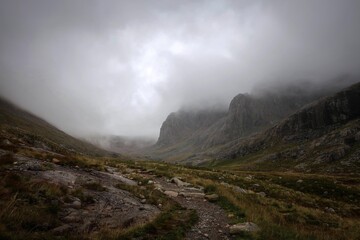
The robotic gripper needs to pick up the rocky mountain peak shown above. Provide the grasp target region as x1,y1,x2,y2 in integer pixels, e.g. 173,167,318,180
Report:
156,109,227,147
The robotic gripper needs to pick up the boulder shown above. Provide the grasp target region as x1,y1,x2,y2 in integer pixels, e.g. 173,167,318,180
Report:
229,222,260,234
257,192,266,197
1,139,12,146
233,186,248,194
52,158,61,164
65,199,81,209
171,177,191,187
325,207,336,213
205,194,219,201
164,190,179,197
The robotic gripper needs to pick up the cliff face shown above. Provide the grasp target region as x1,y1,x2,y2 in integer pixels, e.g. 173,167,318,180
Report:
156,109,227,147
271,82,360,136
215,82,360,173
222,92,312,141
156,90,317,149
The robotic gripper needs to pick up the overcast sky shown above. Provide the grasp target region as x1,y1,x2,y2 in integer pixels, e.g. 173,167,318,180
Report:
1,0,360,138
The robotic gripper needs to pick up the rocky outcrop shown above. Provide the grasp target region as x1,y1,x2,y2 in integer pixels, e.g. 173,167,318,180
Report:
216,82,360,173
156,109,227,147
271,82,360,136
222,92,313,141
153,87,321,158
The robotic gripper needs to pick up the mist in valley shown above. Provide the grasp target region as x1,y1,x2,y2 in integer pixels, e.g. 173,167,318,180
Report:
1,0,360,140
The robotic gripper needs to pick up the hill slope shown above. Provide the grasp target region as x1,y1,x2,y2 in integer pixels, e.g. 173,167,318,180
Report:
0,97,108,156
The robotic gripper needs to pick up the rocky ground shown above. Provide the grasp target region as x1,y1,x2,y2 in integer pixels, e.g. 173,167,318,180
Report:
1,148,248,239
5,153,160,235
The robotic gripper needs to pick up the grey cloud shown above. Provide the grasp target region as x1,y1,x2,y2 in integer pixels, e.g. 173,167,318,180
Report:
1,0,360,138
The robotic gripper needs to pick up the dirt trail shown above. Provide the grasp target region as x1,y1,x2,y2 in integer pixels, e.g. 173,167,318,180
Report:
149,177,233,240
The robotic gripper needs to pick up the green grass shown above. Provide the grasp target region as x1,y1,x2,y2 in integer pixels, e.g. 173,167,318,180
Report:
115,206,198,240
0,172,67,239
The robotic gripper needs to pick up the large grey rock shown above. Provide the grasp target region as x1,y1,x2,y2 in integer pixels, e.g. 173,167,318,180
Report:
205,194,219,201
164,190,179,197
171,177,191,187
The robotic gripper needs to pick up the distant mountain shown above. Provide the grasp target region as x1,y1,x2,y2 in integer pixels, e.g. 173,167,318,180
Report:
0,97,108,156
149,76,360,172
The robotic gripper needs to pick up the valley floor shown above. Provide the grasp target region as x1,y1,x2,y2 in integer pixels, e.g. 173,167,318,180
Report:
0,136,359,240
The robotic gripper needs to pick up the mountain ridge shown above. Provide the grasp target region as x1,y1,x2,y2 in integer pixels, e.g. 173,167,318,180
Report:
149,78,360,171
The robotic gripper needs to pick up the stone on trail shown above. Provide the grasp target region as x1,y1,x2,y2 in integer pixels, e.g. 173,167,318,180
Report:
229,222,260,234
205,193,219,201
164,190,179,197
52,158,61,164
179,192,205,198
171,177,191,187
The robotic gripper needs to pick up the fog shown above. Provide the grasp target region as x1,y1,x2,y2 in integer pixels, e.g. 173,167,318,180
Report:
1,0,360,138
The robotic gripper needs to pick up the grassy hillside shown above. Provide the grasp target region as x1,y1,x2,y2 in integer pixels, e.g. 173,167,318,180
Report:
0,97,109,156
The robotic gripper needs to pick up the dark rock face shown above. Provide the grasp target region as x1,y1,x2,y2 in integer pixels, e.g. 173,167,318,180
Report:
156,91,316,148
272,82,360,136
217,82,360,173
156,109,227,147
223,92,312,141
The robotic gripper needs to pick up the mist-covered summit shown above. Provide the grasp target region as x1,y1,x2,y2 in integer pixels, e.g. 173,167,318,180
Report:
152,76,359,164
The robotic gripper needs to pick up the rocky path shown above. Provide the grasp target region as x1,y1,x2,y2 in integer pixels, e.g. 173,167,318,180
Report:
148,176,233,240
7,152,235,239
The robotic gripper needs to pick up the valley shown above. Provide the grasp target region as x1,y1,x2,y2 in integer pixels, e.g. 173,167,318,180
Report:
0,82,359,239
1,1,360,239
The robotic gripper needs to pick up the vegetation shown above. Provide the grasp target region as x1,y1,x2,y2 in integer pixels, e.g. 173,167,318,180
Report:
123,160,360,240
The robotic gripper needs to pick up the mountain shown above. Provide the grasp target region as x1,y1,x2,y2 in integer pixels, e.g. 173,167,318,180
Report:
211,82,360,173
150,77,360,171
0,97,109,156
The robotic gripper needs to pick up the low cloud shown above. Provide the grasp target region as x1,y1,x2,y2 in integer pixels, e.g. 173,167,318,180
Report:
1,0,360,137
